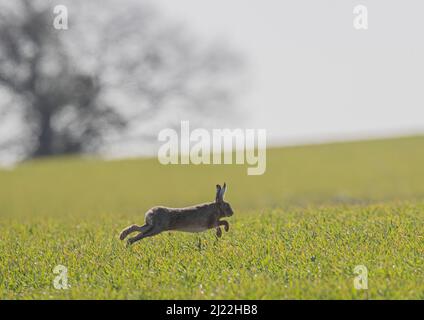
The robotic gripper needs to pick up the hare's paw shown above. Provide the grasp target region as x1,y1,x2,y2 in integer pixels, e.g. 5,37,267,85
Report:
119,229,129,240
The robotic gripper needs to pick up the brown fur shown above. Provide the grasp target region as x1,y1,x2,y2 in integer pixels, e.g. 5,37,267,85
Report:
119,183,233,246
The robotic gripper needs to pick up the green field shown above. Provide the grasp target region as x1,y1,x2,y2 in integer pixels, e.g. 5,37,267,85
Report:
0,136,423,299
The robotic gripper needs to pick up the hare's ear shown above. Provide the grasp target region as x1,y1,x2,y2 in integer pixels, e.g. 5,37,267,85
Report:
215,184,222,202
219,182,227,200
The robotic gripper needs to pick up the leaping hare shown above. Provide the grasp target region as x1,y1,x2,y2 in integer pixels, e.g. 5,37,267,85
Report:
120,183,233,246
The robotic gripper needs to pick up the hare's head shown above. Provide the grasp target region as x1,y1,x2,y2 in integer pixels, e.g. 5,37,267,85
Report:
215,183,233,217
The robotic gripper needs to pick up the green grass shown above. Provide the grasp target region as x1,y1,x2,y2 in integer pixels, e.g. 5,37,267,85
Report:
0,136,423,299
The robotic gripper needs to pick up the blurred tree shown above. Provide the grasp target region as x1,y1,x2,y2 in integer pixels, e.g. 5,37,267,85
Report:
0,0,242,159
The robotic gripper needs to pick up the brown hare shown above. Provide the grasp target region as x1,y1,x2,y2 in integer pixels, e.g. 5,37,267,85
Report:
119,183,233,246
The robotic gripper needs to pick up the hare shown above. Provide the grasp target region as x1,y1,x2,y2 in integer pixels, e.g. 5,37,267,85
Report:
119,183,233,246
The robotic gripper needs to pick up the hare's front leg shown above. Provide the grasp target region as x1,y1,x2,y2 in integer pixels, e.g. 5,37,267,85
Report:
218,220,229,232
215,220,229,238
216,227,222,238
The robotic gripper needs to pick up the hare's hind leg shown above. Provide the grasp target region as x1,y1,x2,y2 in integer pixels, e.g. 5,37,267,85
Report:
120,224,151,240
127,225,162,246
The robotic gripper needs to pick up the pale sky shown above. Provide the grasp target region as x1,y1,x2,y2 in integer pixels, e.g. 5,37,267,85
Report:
154,0,424,144
1,0,424,166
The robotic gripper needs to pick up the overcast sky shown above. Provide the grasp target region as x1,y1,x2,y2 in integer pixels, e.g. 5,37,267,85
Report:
1,0,423,166
154,0,424,144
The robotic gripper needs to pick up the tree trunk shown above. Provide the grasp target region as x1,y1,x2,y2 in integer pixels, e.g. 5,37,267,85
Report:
33,111,54,158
